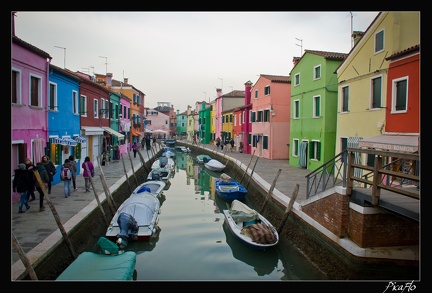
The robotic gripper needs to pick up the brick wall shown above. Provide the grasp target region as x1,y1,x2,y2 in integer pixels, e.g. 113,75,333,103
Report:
302,192,419,248
348,210,419,247
302,193,350,238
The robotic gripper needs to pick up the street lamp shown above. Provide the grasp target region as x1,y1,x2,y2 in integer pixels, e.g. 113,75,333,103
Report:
54,46,66,68
99,56,108,74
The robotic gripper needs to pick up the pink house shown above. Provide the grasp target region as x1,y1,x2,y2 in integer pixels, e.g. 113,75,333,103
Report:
250,74,291,159
11,20,52,201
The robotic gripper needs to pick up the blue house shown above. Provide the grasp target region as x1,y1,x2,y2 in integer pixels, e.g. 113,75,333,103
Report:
48,64,83,185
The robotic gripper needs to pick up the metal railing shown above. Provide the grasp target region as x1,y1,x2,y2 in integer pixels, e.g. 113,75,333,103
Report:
305,148,420,203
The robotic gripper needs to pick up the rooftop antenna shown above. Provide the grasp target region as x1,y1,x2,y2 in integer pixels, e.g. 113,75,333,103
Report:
99,56,108,74
54,46,66,68
350,12,354,48
295,38,303,56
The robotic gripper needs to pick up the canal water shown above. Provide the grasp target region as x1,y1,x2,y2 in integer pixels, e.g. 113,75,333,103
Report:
121,151,328,281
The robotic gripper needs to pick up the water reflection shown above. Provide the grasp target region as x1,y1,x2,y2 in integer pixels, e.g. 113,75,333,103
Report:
127,150,327,280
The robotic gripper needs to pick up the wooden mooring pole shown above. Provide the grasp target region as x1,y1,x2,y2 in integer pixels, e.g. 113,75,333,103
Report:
127,150,139,186
259,168,282,214
33,170,77,259
277,184,299,234
121,154,133,193
239,150,255,184
84,162,109,227
12,232,38,280
246,156,260,189
97,156,117,214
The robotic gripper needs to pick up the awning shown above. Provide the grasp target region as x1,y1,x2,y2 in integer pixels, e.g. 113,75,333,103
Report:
358,135,419,153
63,138,77,146
51,137,77,146
74,135,87,143
81,126,104,136
102,127,125,139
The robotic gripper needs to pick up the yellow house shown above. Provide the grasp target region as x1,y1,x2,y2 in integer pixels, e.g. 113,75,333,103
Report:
336,12,420,155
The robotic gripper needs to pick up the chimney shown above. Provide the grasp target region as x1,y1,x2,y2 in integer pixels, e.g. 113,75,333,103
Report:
124,78,128,84
244,80,253,105
352,31,365,47
216,88,222,98
292,57,300,67
106,73,113,89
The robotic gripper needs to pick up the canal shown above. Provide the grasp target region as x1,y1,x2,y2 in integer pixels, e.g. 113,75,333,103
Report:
118,151,328,281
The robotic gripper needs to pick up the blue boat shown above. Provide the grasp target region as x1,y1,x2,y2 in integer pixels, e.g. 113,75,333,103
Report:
215,179,247,201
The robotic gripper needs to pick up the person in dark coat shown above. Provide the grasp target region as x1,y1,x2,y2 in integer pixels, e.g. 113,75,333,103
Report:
13,163,31,213
68,155,78,191
24,158,36,201
41,155,56,194
145,136,151,151
34,162,49,211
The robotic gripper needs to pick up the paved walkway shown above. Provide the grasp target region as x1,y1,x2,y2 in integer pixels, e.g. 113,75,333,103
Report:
11,141,312,280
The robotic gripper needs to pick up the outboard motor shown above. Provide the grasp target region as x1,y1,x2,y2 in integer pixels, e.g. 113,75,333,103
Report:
116,212,139,249
159,156,168,168
152,170,161,180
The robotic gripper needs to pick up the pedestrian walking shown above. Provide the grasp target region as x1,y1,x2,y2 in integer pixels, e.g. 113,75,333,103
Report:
41,155,56,194
216,137,221,150
82,156,94,193
13,163,30,213
24,158,36,201
193,135,197,145
68,155,78,191
34,162,49,211
132,142,138,158
145,136,151,151
141,138,145,150
60,159,75,198
229,138,235,152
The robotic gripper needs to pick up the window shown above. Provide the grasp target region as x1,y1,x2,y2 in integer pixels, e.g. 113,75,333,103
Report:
248,133,252,146
294,73,300,86
257,111,263,122
392,77,408,112
250,111,256,122
293,100,300,119
264,85,270,95
105,100,110,118
12,69,21,104
94,99,99,118
72,91,78,115
254,90,258,99
30,75,42,107
341,86,349,112
264,109,270,122
242,111,245,124
309,140,321,161
263,136,268,150
229,114,233,122
313,65,321,80
313,95,321,117
48,82,57,111
80,95,87,116
371,76,382,109
375,29,384,54
292,139,299,157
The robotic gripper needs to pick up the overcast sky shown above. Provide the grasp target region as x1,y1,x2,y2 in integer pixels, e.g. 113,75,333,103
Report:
14,11,379,111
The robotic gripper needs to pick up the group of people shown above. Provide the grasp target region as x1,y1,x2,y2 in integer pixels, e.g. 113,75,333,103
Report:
215,137,235,152
13,155,95,213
